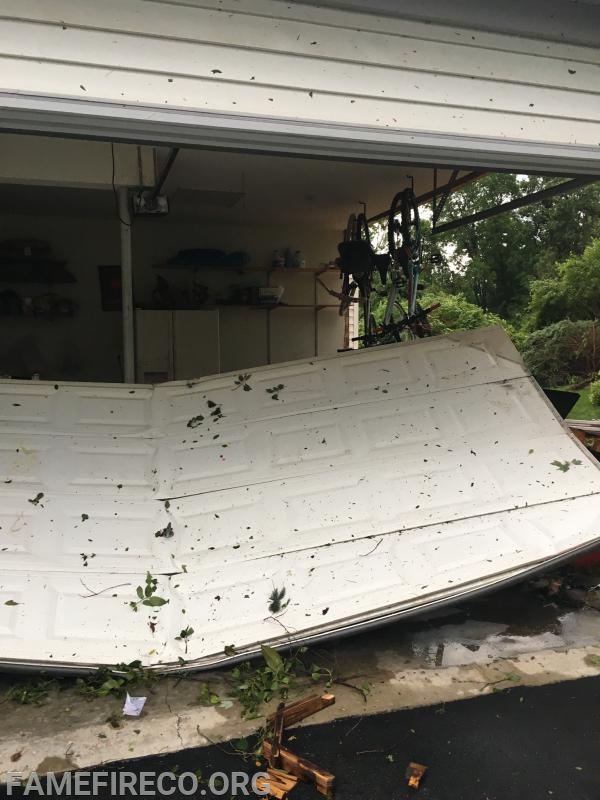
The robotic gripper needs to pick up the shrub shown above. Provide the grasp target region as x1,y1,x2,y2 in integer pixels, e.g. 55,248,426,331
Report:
590,380,600,407
369,287,525,350
521,319,600,386
420,291,526,349
420,291,502,334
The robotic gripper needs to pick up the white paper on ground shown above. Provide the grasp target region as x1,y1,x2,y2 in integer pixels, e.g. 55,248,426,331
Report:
123,693,147,716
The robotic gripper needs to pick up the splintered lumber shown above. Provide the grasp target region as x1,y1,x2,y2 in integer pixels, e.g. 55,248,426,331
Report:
268,768,300,790
570,423,600,454
263,742,335,798
255,769,299,800
254,774,286,800
267,693,335,729
406,762,428,789
270,702,286,767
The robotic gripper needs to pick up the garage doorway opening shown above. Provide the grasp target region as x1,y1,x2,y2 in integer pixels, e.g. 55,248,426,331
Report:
0,131,597,386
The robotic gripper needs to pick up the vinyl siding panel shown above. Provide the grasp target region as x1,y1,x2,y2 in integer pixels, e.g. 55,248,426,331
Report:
0,0,598,155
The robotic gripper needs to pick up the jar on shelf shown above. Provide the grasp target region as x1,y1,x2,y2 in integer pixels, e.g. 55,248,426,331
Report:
271,250,285,268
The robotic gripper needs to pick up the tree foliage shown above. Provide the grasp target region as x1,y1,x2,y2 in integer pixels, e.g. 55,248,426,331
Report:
526,238,600,329
430,175,600,321
520,320,600,385
361,173,600,388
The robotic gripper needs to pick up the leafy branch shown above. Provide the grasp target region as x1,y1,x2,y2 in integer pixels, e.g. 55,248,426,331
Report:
129,572,168,612
551,458,582,472
234,373,253,392
268,586,290,614
175,626,194,654
266,384,285,401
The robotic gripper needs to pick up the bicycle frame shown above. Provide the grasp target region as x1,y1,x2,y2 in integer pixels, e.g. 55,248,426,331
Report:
333,189,433,347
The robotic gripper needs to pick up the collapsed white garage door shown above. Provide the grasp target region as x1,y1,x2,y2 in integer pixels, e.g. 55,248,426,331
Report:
1,326,600,672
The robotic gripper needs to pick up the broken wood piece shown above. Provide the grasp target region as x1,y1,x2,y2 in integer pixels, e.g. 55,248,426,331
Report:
254,774,288,800
254,768,299,799
274,702,285,745
263,742,335,798
406,762,428,789
267,768,299,792
269,702,286,768
266,693,335,729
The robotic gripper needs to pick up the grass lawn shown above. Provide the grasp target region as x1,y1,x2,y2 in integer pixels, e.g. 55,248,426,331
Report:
556,383,600,420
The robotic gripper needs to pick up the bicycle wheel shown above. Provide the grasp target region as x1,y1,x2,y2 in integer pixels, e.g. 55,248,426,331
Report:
356,212,371,248
410,301,433,338
388,189,420,270
387,190,406,276
349,270,376,346
344,212,357,243
338,274,358,316
399,189,421,257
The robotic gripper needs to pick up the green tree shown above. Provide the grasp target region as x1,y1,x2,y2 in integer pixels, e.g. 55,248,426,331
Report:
431,175,600,320
526,238,600,328
525,181,600,276
432,174,539,318
560,238,600,319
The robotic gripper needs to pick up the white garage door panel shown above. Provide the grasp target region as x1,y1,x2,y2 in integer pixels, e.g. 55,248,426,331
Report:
1,434,157,496
158,378,582,497
0,573,171,666
1,326,600,672
0,494,173,575
0,382,153,436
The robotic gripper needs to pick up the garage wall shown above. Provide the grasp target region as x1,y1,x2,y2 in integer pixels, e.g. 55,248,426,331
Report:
0,214,122,382
132,217,343,373
0,211,343,382
0,134,155,189
0,0,599,155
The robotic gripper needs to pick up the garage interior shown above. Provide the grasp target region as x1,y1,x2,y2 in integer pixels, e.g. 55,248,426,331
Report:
0,131,479,385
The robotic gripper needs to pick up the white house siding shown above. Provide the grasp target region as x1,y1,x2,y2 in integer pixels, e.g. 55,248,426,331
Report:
0,0,598,169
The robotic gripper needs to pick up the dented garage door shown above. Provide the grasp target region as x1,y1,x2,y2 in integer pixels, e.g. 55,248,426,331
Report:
1,326,600,672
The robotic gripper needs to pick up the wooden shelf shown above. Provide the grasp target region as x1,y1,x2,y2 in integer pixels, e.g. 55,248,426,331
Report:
136,303,339,311
220,303,337,310
0,259,76,284
154,263,337,275
0,313,76,320
278,303,338,310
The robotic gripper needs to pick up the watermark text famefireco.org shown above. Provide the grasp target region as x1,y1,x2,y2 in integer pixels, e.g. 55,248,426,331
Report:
5,770,270,797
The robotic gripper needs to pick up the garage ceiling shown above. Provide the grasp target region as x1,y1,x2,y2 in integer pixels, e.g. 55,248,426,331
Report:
0,146,465,229
156,149,461,227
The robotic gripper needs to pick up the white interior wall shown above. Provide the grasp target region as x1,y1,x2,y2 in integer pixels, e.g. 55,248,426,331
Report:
0,211,344,382
0,134,155,188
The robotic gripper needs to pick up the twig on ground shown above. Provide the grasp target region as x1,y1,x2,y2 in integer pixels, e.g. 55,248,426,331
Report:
79,580,130,598
360,538,383,557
